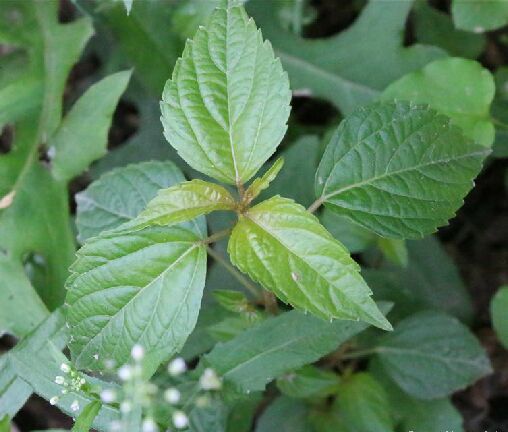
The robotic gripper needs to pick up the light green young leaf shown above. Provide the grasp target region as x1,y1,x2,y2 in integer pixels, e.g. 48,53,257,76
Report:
413,2,485,59
50,70,132,182
66,226,207,371
0,251,48,338
247,0,445,114
491,286,508,349
377,238,408,268
228,196,391,329
315,101,488,239
161,1,291,185
129,180,236,231
76,161,206,243
375,311,492,399
382,58,495,147
276,365,340,400
244,157,284,204
0,416,8,432
452,0,508,32
72,400,102,432
206,304,391,393
334,372,394,432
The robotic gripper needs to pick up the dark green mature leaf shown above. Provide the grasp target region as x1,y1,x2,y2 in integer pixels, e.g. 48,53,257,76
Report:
316,101,488,239
0,311,120,429
413,2,485,59
72,400,102,432
189,399,228,432
370,357,464,432
491,286,508,349
276,365,339,400
375,311,491,399
50,70,132,181
206,304,390,393
129,180,236,231
161,1,291,184
229,196,390,329
334,372,394,432
0,251,48,338
364,236,474,323
66,226,207,370
76,161,206,243
255,397,312,432
382,58,495,147
452,0,508,32
248,0,445,114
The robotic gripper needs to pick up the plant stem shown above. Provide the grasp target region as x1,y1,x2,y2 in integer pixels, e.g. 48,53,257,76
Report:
307,197,324,213
263,290,279,315
206,245,262,300
202,228,232,245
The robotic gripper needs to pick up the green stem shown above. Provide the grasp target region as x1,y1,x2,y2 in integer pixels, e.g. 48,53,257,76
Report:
292,0,304,35
206,246,262,300
202,228,232,245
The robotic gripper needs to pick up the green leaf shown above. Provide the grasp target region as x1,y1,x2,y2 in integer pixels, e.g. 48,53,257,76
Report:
334,372,394,432
189,399,227,432
370,357,464,432
376,238,408,268
66,226,207,371
255,397,312,432
247,0,445,114
72,400,102,432
0,415,9,432
375,311,492,399
206,304,390,393
452,0,508,32
382,58,495,147
321,210,375,254
76,161,206,243
98,0,183,94
161,1,291,184
491,286,508,349
129,180,236,231
0,251,48,338
276,365,340,400
228,196,391,329
0,311,120,429
413,2,485,59
50,70,132,182
315,101,488,239
244,157,284,204
364,236,474,323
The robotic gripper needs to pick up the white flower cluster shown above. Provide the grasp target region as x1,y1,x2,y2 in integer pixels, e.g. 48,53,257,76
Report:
49,362,88,412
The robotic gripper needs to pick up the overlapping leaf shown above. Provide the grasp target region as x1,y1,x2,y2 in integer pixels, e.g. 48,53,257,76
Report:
66,226,207,370
316,101,488,239
161,0,291,184
228,196,391,329
452,0,508,32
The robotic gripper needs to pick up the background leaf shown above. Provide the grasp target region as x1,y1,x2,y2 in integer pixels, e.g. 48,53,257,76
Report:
382,58,495,147
375,311,491,399
452,0,508,32
316,101,488,239
491,286,508,349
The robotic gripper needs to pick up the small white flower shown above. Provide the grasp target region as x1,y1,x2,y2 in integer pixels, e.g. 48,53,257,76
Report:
80,378,86,385
49,396,59,405
60,363,71,373
199,368,222,390
118,365,132,381
142,417,158,432
164,387,181,404
120,401,132,414
131,344,145,361
168,357,187,376
100,389,116,403
172,411,189,429
55,376,65,385
70,400,80,412
93,353,99,361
